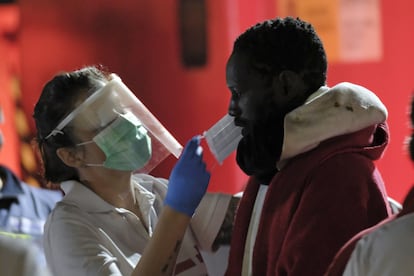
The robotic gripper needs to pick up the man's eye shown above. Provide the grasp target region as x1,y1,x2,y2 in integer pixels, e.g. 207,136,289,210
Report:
231,88,241,98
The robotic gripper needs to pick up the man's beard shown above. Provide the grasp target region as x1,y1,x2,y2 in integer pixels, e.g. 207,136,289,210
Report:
236,116,284,184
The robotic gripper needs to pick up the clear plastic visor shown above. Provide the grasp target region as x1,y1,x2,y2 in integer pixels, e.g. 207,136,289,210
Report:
46,75,183,173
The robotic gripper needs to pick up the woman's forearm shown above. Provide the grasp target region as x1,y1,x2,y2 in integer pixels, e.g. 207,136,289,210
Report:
133,206,191,276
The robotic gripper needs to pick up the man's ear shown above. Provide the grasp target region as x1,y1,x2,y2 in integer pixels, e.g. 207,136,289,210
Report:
275,70,306,96
56,147,84,168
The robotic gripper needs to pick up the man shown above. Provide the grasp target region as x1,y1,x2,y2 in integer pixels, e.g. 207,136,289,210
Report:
325,96,414,276
224,17,392,275
0,106,62,273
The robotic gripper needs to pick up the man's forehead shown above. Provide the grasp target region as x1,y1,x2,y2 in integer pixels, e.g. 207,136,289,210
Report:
226,52,251,82
227,51,271,87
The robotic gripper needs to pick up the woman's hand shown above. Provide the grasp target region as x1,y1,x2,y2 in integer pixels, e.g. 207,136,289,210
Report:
164,136,211,216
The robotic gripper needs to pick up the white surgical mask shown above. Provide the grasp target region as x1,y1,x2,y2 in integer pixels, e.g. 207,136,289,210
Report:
203,114,242,165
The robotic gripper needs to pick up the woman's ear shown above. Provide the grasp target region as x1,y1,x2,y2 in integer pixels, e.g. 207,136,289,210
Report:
56,147,84,168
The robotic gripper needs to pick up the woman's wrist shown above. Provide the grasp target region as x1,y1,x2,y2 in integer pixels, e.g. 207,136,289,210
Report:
162,205,192,222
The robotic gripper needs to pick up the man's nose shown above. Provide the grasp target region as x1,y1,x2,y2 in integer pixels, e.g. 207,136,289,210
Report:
228,99,241,117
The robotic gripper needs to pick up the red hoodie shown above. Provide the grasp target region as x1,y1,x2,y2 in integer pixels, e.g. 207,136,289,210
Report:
225,124,391,276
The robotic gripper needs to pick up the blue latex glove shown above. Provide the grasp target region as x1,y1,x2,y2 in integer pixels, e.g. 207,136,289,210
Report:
164,136,211,216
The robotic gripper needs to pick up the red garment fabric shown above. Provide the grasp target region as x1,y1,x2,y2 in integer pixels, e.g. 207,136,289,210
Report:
225,123,391,276
325,186,414,276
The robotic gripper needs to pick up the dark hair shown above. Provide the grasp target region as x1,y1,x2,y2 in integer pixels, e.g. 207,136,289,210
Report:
233,17,327,96
33,65,111,183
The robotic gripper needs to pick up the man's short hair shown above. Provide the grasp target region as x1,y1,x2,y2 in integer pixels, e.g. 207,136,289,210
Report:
233,17,327,96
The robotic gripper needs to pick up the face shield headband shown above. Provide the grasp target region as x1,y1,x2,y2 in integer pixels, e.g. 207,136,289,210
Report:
44,75,183,173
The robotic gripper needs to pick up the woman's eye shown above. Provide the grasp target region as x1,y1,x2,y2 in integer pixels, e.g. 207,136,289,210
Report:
95,125,106,133
94,121,111,133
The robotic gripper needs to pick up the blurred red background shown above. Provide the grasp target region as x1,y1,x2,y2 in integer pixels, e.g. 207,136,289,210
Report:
0,0,413,202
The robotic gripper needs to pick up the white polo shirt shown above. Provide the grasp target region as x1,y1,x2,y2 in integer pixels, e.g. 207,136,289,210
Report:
343,213,414,276
44,174,230,276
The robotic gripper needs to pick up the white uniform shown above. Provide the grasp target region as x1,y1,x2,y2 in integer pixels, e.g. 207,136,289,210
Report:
44,174,230,276
343,213,414,276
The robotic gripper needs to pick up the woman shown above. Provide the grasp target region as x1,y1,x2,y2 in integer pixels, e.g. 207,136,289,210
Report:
33,65,231,275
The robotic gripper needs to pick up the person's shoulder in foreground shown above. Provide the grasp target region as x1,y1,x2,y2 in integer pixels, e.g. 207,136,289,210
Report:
0,233,52,276
325,96,414,276
224,16,391,276
344,202,414,276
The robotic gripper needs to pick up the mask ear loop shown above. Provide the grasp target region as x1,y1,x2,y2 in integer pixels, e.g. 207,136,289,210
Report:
76,140,95,147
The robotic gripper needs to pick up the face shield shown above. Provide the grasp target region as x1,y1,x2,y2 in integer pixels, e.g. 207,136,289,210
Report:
45,74,183,173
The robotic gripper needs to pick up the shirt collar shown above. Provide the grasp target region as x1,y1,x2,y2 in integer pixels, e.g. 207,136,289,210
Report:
0,165,24,199
60,177,156,214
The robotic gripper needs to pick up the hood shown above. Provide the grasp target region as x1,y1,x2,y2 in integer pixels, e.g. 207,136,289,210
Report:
280,82,387,161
